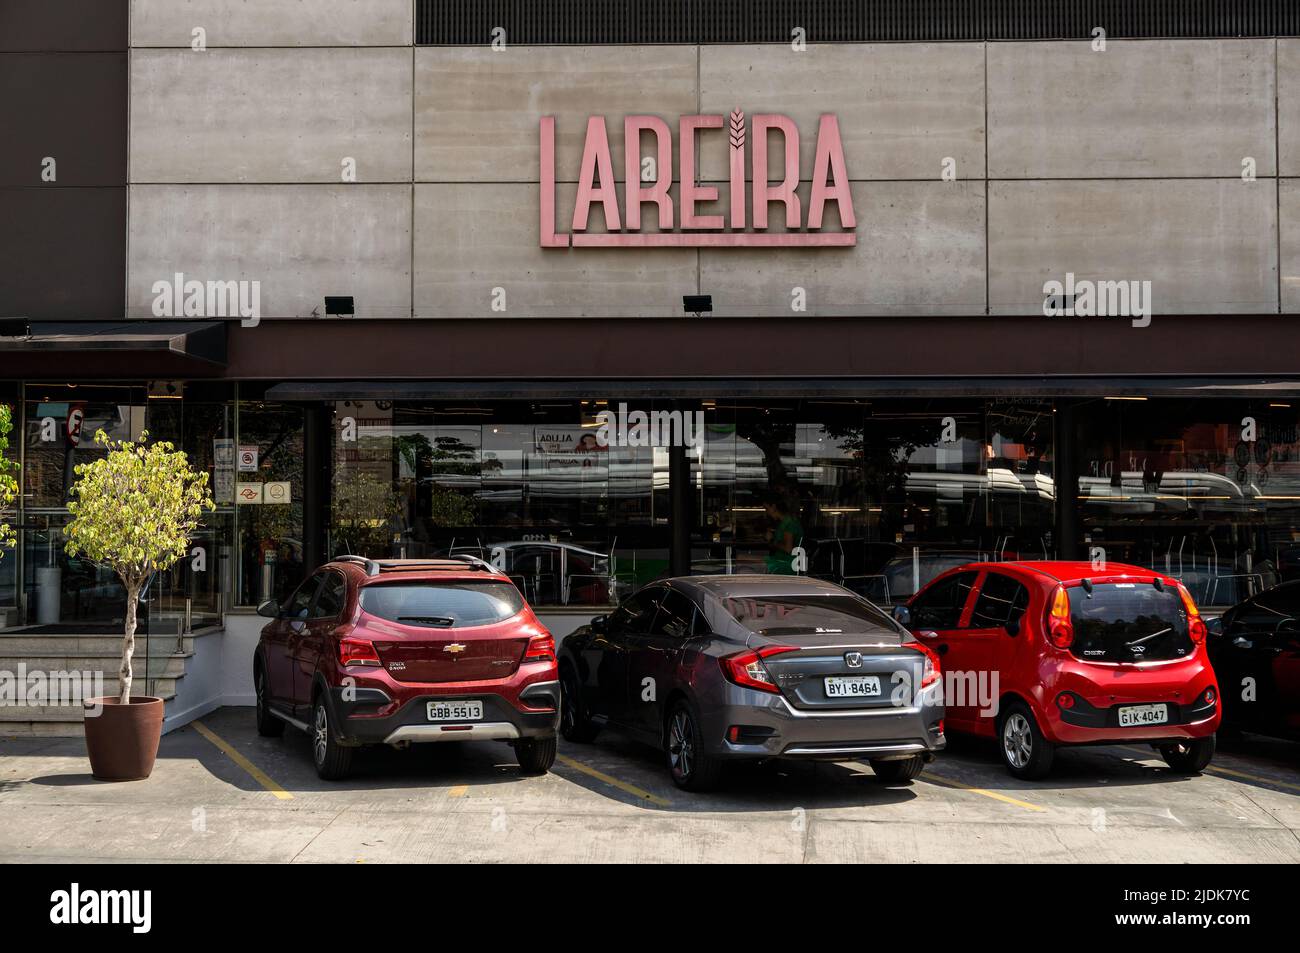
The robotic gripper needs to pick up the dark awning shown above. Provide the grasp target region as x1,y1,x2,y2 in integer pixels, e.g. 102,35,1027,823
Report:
263,376,1300,402
0,321,227,377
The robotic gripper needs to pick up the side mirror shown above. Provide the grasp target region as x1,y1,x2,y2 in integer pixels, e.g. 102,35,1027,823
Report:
590,614,608,633
891,605,912,627
256,600,280,619
1005,620,1020,637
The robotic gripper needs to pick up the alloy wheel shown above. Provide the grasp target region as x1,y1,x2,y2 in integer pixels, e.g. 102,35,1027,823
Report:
668,709,694,780
313,704,329,767
560,677,576,733
1003,713,1032,769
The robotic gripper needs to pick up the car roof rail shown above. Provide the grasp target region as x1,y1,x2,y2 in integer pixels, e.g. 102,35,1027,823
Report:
335,555,380,575
336,555,498,577
450,554,496,571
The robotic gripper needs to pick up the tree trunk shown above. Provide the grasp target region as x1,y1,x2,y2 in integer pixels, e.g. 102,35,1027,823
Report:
120,584,138,704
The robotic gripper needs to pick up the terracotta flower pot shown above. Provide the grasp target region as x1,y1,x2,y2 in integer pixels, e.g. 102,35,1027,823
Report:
83,696,164,781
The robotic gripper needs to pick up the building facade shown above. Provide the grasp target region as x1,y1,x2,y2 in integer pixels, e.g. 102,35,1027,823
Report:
4,0,1300,687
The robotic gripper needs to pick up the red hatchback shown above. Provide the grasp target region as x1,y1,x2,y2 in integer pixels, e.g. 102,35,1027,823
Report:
903,561,1219,779
253,557,559,780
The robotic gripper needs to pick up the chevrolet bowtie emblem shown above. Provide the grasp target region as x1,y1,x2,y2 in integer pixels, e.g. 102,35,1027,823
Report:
443,643,467,655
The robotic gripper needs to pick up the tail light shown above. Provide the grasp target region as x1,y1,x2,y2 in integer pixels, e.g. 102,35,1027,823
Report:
904,641,941,689
339,637,380,667
719,645,797,693
1056,691,1076,710
524,631,556,662
1178,585,1208,644
1046,585,1074,649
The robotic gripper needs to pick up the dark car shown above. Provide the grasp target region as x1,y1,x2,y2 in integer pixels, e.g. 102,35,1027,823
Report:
558,575,945,791
1208,580,1300,741
253,556,560,780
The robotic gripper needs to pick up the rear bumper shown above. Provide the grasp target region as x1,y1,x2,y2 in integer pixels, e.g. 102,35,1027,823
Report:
327,680,560,745
702,681,945,762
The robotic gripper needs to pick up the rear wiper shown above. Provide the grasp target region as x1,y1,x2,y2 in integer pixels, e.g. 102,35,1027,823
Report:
398,616,456,627
1126,627,1171,646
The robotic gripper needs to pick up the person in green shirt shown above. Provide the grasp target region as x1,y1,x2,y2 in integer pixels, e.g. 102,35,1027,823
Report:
763,494,803,575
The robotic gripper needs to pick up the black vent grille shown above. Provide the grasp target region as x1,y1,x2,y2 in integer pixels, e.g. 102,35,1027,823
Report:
416,0,1300,45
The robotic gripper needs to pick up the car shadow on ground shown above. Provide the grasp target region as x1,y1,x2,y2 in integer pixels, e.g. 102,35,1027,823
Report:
934,732,1300,799
557,731,921,811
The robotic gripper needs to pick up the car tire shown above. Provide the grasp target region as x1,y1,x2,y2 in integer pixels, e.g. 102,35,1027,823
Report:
998,701,1055,780
254,665,284,738
1157,735,1215,774
515,735,558,774
559,667,600,743
870,755,926,783
311,696,353,781
666,699,724,792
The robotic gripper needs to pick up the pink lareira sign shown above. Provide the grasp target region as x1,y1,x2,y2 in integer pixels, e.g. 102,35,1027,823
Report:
540,111,856,248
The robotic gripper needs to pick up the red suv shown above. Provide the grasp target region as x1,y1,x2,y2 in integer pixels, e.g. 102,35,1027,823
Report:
902,561,1219,779
253,557,559,780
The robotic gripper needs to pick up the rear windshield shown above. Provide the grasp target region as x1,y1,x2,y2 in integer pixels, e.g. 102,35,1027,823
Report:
360,582,524,628
1067,583,1193,663
722,594,895,638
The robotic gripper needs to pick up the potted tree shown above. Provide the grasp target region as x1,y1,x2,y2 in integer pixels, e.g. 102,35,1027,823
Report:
65,430,214,781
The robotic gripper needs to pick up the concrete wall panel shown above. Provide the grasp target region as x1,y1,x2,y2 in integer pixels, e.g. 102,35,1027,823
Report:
989,40,1275,178
415,47,698,182
1278,180,1300,312
128,185,411,319
699,43,986,181
131,49,412,183
701,180,986,317
1279,40,1300,176
131,0,412,47
414,183,698,317
989,179,1278,315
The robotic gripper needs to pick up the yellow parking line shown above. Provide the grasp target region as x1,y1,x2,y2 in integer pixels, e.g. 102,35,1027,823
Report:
1116,745,1300,794
555,753,672,807
447,784,469,797
192,721,293,800
921,772,1047,812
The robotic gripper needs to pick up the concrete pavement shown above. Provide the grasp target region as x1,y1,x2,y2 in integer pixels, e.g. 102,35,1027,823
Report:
1,707,1298,863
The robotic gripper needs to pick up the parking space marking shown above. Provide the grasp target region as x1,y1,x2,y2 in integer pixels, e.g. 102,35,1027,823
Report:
447,784,469,797
192,721,293,800
555,753,672,807
1115,745,1300,795
921,772,1048,812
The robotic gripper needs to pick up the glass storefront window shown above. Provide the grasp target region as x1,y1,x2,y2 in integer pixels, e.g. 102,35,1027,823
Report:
694,399,1055,604
330,400,668,607
235,397,305,608
8,383,237,631
1076,397,1300,607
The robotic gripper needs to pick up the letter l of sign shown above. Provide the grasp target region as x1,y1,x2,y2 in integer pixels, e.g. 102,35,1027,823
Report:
539,117,570,247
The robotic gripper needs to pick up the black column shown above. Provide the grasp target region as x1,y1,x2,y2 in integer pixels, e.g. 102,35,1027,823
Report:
668,403,695,577
302,403,332,572
1055,400,1081,560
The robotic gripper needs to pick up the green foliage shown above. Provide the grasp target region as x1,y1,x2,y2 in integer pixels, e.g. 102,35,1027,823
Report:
0,405,16,556
64,430,215,595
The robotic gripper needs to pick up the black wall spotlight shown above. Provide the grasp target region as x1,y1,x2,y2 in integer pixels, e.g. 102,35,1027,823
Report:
683,295,712,316
324,296,355,317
